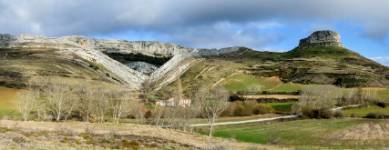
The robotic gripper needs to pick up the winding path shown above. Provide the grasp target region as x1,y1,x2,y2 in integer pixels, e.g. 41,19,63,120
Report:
190,115,298,127
190,104,361,127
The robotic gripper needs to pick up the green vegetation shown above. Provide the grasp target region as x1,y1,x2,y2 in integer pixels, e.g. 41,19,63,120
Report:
222,101,274,117
286,46,359,60
343,106,389,117
265,102,295,113
223,74,302,94
210,119,388,149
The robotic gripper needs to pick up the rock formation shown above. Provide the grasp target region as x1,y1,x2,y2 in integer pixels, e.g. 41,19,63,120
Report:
298,30,343,48
0,34,201,90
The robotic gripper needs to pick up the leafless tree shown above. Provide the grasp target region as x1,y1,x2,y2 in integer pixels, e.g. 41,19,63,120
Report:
128,100,145,124
17,89,38,121
90,88,109,123
44,81,74,121
108,90,133,124
196,86,229,136
150,105,165,126
293,85,342,118
74,86,94,121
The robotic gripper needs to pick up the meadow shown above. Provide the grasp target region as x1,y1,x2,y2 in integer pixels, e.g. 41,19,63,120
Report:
210,119,389,149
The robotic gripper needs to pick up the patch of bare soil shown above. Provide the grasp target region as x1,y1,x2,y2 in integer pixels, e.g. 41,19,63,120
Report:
327,123,389,140
0,120,279,150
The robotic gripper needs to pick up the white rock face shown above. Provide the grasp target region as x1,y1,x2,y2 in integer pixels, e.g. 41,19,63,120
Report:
0,34,147,89
127,61,158,75
0,33,247,91
0,34,200,90
63,36,192,58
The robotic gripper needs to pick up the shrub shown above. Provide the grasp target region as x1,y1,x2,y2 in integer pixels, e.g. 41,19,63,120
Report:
222,101,274,116
233,102,253,116
374,101,387,108
252,104,274,115
365,113,388,119
333,111,343,118
294,85,342,119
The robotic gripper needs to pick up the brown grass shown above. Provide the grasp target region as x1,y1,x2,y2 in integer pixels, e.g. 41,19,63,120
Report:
327,122,389,140
0,120,280,150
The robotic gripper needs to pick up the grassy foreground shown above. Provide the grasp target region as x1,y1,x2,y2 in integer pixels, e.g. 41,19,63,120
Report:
210,119,388,149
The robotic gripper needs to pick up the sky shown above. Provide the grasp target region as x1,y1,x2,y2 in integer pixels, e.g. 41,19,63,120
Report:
0,0,388,66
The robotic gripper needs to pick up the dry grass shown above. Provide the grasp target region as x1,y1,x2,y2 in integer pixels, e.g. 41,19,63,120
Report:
327,122,389,140
0,87,22,118
0,120,280,150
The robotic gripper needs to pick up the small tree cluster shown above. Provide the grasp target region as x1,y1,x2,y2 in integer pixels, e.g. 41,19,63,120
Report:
293,85,342,118
222,101,274,117
17,77,138,123
148,78,201,131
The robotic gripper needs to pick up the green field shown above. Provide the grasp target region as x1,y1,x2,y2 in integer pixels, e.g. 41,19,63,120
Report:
209,119,388,149
223,74,302,93
264,102,295,113
343,106,389,117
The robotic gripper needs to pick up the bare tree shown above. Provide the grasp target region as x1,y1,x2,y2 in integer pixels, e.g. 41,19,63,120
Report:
109,90,132,124
74,86,95,122
17,90,38,121
44,82,73,121
91,88,109,123
128,100,145,124
196,86,229,136
293,85,342,118
150,105,165,126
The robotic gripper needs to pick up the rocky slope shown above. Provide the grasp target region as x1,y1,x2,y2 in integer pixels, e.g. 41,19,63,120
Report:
0,34,198,90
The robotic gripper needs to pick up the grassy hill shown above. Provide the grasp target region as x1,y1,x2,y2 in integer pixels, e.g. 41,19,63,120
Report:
157,46,389,99
0,47,123,89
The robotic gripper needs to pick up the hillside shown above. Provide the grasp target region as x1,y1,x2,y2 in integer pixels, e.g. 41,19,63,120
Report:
157,31,389,98
0,30,388,97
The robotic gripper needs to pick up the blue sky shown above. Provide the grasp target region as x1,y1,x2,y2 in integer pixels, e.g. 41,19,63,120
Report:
0,0,388,66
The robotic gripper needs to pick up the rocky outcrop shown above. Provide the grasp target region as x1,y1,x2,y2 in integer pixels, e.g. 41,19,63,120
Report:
127,61,158,75
63,36,191,58
298,30,343,48
0,34,198,90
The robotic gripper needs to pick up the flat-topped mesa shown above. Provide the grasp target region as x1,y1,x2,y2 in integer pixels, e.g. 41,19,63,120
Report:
298,30,343,48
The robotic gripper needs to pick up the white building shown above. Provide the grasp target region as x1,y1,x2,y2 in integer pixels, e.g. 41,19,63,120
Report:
156,98,191,108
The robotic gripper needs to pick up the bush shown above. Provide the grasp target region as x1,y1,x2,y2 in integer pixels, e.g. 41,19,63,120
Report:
301,108,336,119
333,111,343,118
365,113,388,119
222,101,274,117
252,104,274,115
374,101,387,108
233,102,253,116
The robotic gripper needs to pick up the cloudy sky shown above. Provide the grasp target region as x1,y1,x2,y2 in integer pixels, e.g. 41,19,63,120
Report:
0,0,388,66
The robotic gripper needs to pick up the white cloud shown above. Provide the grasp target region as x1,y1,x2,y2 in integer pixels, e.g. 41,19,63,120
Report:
1,0,389,49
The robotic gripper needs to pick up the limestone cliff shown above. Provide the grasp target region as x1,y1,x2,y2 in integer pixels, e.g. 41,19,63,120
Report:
298,30,343,48
0,34,198,90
